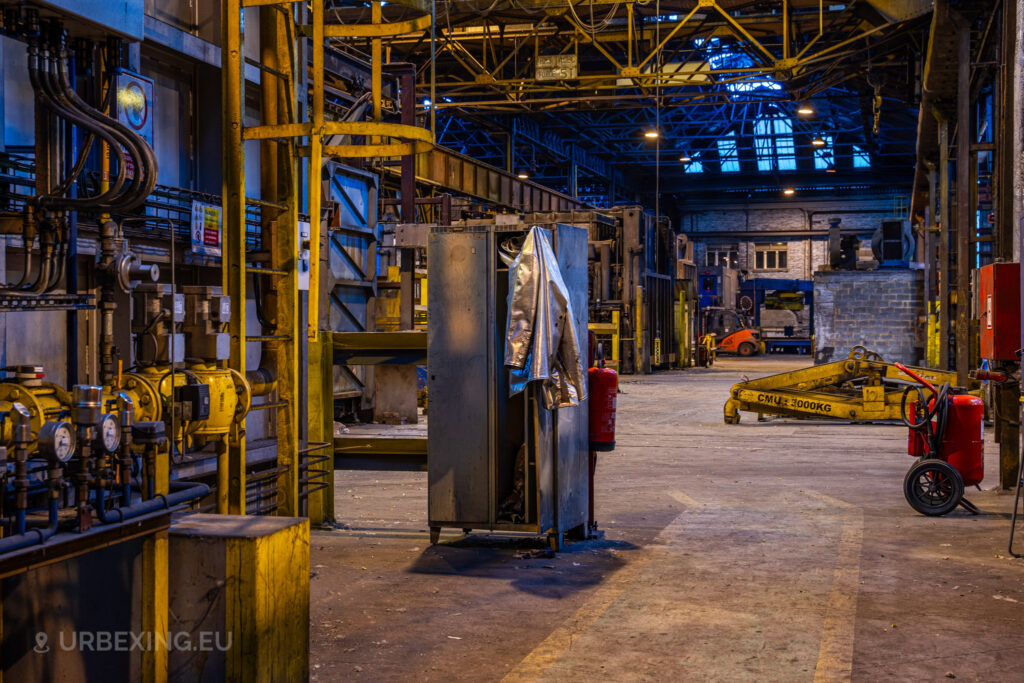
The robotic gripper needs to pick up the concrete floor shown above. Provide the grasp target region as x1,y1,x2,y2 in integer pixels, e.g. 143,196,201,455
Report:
310,357,1024,681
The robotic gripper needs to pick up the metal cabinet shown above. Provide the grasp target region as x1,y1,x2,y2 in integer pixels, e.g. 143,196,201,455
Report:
427,222,589,549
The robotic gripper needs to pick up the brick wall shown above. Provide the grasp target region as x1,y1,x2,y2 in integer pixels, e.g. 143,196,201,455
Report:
685,196,907,280
813,269,924,365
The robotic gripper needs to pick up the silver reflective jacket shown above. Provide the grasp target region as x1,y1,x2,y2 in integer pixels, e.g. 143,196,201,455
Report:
504,226,584,409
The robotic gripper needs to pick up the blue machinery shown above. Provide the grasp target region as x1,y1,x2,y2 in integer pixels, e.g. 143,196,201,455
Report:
740,278,814,354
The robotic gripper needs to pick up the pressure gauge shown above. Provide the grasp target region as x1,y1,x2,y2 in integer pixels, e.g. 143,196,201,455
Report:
97,413,121,453
39,422,76,462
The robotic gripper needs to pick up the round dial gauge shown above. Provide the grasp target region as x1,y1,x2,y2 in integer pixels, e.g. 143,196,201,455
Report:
98,413,121,453
39,422,76,462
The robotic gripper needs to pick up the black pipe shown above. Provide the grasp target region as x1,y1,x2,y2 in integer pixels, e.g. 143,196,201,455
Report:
0,498,58,554
93,480,209,525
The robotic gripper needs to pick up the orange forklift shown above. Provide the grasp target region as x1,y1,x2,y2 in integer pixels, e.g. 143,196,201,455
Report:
700,307,761,356
697,266,760,357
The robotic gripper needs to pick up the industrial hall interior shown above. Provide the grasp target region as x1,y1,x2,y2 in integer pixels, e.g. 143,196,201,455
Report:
2,0,1024,680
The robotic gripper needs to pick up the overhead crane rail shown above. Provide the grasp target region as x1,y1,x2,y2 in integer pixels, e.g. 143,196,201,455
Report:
723,346,961,424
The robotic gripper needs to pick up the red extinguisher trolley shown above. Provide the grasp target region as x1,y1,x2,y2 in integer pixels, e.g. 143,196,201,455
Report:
897,363,984,516
586,343,617,534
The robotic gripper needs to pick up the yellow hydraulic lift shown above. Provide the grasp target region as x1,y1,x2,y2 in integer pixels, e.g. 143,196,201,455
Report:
221,0,434,517
724,346,961,424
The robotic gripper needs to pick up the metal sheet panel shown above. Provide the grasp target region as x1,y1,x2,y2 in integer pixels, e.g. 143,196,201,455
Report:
40,0,143,39
427,228,492,524
326,164,378,411
554,223,590,534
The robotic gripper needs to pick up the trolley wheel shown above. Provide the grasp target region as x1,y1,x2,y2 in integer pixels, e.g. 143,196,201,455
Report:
904,459,964,516
738,342,756,357
429,526,441,544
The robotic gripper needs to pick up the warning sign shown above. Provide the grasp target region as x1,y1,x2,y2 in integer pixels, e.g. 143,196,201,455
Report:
190,201,222,257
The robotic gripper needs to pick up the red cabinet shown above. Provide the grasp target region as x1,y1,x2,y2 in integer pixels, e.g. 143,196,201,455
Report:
978,262,1021,361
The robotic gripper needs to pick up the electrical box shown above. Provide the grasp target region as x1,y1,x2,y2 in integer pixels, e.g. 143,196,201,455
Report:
978,262,1021,361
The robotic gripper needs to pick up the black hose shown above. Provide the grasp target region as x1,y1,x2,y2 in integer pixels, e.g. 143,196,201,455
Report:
900,382,950,458
45,47,139,208
252,272,277,331
51,76,113,197
53,48,156,209
27,42,128,210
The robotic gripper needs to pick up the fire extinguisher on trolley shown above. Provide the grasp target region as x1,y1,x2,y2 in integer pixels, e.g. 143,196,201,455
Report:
897,363,984,516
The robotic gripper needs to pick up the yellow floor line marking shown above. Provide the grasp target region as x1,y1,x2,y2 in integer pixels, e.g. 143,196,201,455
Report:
669,490,702,508
809,490,864,683
500,553,654,682
803,489,856,509
502,493,699,682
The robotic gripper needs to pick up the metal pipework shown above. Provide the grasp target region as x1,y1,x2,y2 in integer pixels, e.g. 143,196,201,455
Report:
71,385,102,530
116,392,134,507
246,367,277,397
132,421,166,501
0,403,61,553
11,402,31,535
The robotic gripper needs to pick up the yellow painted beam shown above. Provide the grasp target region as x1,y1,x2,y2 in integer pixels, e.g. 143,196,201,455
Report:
221,0,247,515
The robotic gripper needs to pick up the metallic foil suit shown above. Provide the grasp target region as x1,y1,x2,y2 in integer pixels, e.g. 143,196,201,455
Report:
504,226,585,409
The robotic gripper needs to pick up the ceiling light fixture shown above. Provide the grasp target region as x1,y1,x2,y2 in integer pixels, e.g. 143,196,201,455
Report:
679,155,691,162
783,188,796,196
812,136,826,147
516,171,529,179
644,130,659,139
797,105,814,115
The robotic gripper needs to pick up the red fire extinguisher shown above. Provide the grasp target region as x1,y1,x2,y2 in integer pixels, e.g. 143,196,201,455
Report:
897,363,984,516
588,361,617,452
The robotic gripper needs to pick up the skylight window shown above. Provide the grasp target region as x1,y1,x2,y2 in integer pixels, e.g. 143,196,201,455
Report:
684,156,704,173
814,134,834,170
700,37,783,95
853,144,871,168
717,132,740,172
754,114,797,171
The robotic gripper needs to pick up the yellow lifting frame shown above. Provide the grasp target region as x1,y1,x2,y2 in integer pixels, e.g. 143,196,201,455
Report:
723,347,961,424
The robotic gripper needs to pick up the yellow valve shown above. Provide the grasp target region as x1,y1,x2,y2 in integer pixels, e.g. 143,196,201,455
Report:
0,382,71,448
120,364,253,451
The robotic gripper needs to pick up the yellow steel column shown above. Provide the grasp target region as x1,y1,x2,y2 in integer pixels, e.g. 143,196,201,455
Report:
611,310,620,369
221,0,247,515
141,448,170,683
306,339,334,525
305,0,332,523
308,0,324,342
260,5,301,518
372,2,383,126
634,285,643,370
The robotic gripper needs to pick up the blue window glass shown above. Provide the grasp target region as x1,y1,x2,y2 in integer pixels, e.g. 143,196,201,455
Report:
814,135,834,170
853,145,871,168
717,132,740,172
